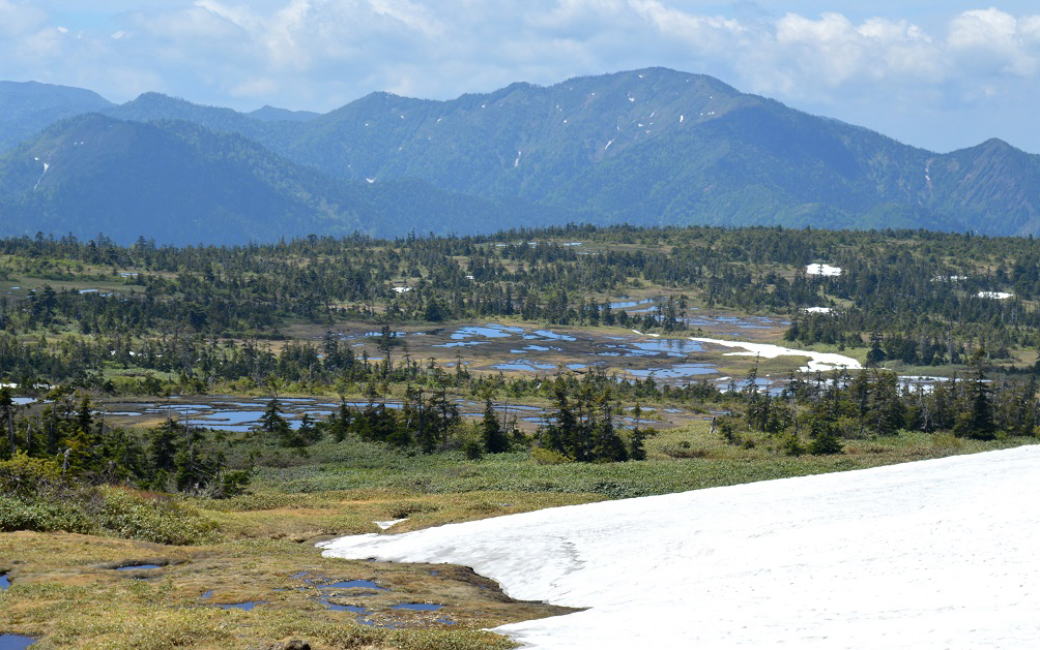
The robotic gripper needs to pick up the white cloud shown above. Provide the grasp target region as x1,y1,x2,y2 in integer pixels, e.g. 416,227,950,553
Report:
0,0,46,37
948,8,1040,76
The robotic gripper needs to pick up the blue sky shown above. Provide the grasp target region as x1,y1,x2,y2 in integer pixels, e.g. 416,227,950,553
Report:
3,1,1040,152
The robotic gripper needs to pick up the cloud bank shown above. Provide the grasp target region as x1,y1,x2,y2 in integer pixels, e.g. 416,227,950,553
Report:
2,1,1040,152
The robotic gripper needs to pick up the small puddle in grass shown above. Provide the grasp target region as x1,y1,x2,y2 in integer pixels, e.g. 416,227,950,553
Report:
392,603,444,611
318,598,370,614
528,330,576,342
218,601,265,611
0,575,10,590
0,636,36,649
493,360,555,372
319,580,387,591
451,326,513,340
629,364,717,379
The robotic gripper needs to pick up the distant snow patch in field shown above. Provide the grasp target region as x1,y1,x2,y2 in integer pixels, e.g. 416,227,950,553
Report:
804,307,833,314
322,445,1040,650
806,263,842,277
978,291,1013,300
392,286,411,294
690,337,861,372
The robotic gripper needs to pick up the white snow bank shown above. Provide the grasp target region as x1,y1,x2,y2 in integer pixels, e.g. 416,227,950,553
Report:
978,291,1013,300
373,518,408,530
807,263,842,277
322,445,1040,649
690,337,861,372
804,306,833,314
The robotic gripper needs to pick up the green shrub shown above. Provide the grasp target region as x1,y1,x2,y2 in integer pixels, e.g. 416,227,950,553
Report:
96,488,218,546
0,494,97,534
530,447,571,465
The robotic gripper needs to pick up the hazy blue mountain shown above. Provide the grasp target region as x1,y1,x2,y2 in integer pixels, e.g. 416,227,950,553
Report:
2,68,1040,239
249,106,320,122
273,68,1040,235
0,114,559,245
102,92,296,147
0,81,113,153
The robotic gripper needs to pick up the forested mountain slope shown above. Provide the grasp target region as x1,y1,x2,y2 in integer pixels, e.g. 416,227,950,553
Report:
1,68,1039,239
0,114,559,244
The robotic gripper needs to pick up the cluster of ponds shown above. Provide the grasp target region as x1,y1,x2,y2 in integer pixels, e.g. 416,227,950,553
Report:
99,396,562,432
354,321,728,381
102,566,452,628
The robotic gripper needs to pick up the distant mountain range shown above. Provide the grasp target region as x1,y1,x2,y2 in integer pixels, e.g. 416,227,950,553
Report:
1,69,1038,244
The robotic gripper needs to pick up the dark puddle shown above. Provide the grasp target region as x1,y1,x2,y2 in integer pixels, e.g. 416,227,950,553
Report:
0,635,36,649
319,579,386,590
115,564,163,571
493,360,555,372
218,601,265,611
610,298,654,310
392,603,444,611
629,364,716,379
528,330,576,342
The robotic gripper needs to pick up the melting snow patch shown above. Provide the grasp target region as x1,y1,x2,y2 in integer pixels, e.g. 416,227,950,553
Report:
690,337,861,372
806,263,842,277
803,307,833,314
321,446,1040,650
978,291,1013,300
374,518,408,531
392,286,411,294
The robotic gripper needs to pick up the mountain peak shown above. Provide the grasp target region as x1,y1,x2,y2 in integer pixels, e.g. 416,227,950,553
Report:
981,137,1014,150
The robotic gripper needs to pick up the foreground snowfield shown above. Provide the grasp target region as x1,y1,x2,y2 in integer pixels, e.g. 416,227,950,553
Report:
321,446,1040,649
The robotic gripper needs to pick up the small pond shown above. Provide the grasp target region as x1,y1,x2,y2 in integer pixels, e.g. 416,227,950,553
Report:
319,579,386,591
391,603,444,611
0,635,36,649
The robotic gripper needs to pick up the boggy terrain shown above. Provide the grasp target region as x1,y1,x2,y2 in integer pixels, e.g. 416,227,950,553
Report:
5,226,1040,647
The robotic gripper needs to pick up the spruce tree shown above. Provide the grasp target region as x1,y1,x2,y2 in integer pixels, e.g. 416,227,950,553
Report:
481,399,510,454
